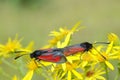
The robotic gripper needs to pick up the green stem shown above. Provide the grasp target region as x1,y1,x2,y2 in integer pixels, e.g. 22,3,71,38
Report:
2,58,17,69
0,69,11,79
114,62,120,80
104,63,109,80
114,73,119,80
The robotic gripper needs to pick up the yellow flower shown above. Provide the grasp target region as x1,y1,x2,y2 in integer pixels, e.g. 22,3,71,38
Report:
22,60,38,80
81,52,95,61
18,41,34,53
22,22,82,80
43,22,81,48
108,33,120,46
52,62,83,80
66,62,83,80
107,33,120,60
49,22,84,80
85,67,105,80
92,42,116,70
0,36,22,57
27,60,38,70
9,23,120,80
25,59,53,80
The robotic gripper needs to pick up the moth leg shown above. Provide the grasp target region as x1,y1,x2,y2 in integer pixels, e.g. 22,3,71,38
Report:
36,60,49,71
33,60,41,68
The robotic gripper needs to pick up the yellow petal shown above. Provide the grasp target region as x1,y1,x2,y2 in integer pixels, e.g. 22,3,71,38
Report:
60,71,67,79
57,41,62,48
108,33,118,41
59,28,64,32
105,61,114,70
67,57,73,63
81,61,88,68
27,60,38,70
0,44,4,48
67,55,80,61
40,61,53,66
12,75,18,80
25,41,34,51
71,22,81,33
106,41,113,54
72,70,83,79
68,71,71,80
108,33,120,46
62,63,66,71
61,33,72,48
97,76,106,80
22,70,34,80
49,31,60,36
51,64,56,72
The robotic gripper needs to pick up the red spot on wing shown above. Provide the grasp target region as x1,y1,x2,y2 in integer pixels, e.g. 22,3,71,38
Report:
64,47,85,56
37,54,61,63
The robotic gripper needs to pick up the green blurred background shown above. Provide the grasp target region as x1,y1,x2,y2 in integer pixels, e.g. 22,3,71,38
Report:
0,0,120,80
0,0,120,48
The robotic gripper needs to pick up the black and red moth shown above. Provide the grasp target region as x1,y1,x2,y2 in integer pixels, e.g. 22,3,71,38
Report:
15,42,93,63
29,42,92,62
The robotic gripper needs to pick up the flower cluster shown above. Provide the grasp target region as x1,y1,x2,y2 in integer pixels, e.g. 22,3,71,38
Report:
0,22,120,80
0,35,34,58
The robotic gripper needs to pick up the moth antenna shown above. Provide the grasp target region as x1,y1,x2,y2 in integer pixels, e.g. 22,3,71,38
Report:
93,47,106,60
14,54,28,60
94,42,110,44
92,41,109,59
14,51,25,53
